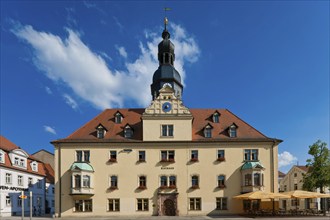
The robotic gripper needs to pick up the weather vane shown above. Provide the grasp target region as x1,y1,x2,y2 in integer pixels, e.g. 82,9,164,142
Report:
164,7,171,30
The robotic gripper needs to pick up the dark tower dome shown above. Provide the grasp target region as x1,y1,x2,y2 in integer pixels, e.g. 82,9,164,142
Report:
151,17,183,100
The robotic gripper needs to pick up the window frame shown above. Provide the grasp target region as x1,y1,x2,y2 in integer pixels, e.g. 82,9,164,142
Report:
138,176,147,189
137,198,149,211
191,150,199,162
109,151,117,162
6,173,12,184
138,151,146,162
189,198,201,211
18,175,23,186
216,197,228,210
108,199,120,212
160,150,175,162
161,124,174,137
217,175,226,188
191,175,199,189
244,149,259,161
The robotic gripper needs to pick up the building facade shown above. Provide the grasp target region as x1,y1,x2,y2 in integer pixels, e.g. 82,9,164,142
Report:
279,165,330,211
0,135,54,217
53,18,281,217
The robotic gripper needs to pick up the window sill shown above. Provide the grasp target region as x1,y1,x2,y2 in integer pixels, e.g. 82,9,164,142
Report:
138,160,146,163
108,159,117,163
109,186,118,190
191,186,200,189
190,158,199,162
217,157,225,162
137,186,147,190
217,185,226,189
160,159,175,163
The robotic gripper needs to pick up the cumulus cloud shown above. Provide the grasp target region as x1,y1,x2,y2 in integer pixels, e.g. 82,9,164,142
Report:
278,151,298,168
11,22,200,109
63,94,78,110
45,86,52,94
116,45,128,58
44,125,57,135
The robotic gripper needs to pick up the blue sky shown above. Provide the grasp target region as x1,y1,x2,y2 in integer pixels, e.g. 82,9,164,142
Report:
1,1,329,173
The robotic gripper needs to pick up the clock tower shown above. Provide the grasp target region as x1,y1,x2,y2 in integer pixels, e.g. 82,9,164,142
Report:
150,17,183,100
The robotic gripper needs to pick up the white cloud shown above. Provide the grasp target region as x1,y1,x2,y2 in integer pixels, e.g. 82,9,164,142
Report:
11,23,200,109
278,151,298,168
116,46,128,58
44,125,57,135
63,94,78,110
45,86,52,94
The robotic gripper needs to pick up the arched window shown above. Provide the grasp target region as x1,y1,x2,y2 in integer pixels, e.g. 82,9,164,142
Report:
213,112,220,123
114,112,123,124
204,124,213,138
124,125,133,138
229,124,237,137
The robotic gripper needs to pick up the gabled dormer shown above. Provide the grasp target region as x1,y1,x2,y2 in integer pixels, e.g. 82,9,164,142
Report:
204,123,213,138
30,161,38,172
228,123,238,138
9,149,29,169
124,124,134,139
212,111,220,123
95,124,107,139
0,149,5,164
114,111,124,124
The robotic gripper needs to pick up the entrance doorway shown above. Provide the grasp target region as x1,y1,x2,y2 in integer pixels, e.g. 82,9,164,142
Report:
164,199,176,216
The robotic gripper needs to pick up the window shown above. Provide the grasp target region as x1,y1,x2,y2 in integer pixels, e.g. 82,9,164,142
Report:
18,175,23,186
291,199,299,206
137,199,148,211
76,151,83,162
32,163,37,171
284,185,287,191
254,173,261,186
169,176,176,188
20,159,24,167
84,151,90,162
109,151,117,162
14,157,19,165
6,173,12,184
110,176,118,189
217,175,226,188
191,175,199,189
75,200,92,212
139,176,146,189
96,125,106,139
18,197,22,207
294,173,297,177
37,179,42,188
229,124,237,137
213,113,220,123
160,150,175,162
244,149,258,161
245,174,252,186
217,150,225,161
124,125,133,138
115,112,123,124
138,151,146,162
74,175,81,188
161,125,174,137
6,196,11,206
204,125,212,138
28,177,33,186
83,175,90,187
37,196,42,205
160,176,167,188
294,183,298,190
191,150,199,162
52,200,55,207
189,198,201,210
0,151,4,163
108,199,120,212
216,197,228,210
52,187,55,194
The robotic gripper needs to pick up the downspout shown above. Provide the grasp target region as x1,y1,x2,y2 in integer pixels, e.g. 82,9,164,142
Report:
58,144,62,217
270,140,276,193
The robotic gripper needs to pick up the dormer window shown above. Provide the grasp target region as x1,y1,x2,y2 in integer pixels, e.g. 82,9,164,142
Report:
96,124,107,139
114,112,123,124
204,124,213,138
229,124,238,138
124,125,133,138
31,162,38,172
0,150,5,163
213,112,220,123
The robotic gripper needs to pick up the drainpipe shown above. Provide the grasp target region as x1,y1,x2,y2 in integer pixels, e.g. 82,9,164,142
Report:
270,140,276,193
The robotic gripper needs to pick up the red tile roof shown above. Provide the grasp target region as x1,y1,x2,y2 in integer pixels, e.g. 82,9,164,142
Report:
0,135,47,177
278,171,286,177
296,165,309,172
53,108,280,143
44,163,55,183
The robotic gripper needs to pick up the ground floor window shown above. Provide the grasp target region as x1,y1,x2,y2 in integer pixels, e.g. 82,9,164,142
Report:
216,197,228,210
291,199,300,206
108,199,120,212
17,197,22,207
6,196,11,206
189,198,201,210
74,200,92,212
137,198,148,211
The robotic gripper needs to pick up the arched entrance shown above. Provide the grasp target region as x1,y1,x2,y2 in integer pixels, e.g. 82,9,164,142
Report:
163,199,176,216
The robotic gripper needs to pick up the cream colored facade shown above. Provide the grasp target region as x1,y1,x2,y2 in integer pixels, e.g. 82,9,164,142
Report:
279,165,330,211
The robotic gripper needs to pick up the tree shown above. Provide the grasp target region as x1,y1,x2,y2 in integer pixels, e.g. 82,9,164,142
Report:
303,140,330,214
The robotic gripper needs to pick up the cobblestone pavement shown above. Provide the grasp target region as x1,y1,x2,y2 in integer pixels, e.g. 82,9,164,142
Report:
2,216,330,220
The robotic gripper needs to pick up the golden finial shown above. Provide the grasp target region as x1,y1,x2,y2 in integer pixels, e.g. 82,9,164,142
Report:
164,7,171,30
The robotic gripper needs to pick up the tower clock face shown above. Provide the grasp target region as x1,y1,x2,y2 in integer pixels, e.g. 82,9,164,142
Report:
162,102,172,112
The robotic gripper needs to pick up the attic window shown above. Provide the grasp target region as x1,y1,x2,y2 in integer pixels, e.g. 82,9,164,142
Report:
31,162,38,172
213,112,220,123
229,124,237,138
0,150,4,163
204,124,213,138
96,125,106,139
124,125,133,138
114,112,123,124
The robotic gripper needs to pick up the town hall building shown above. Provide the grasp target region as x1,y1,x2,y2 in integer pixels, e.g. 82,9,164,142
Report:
53,18,281,217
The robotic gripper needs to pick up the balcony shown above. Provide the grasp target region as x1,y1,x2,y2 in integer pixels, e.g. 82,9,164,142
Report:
71,187,94,195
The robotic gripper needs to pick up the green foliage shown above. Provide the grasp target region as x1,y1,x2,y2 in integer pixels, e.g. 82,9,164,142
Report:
302,140,330,192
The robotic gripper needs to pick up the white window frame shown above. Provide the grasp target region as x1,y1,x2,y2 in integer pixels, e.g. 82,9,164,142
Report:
216,197,228,210
18,175,23,186
0,150,5,163
6,173,12,184
137,198,149,211
189,198,201,210
107,198,120,212
161,124,174,137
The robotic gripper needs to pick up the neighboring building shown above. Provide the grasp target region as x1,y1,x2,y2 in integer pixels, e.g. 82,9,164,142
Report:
278,171,286,191
53,18,281,217
44,163,55,215
32,149,54,170
279,165,330,211
0,135,54,217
